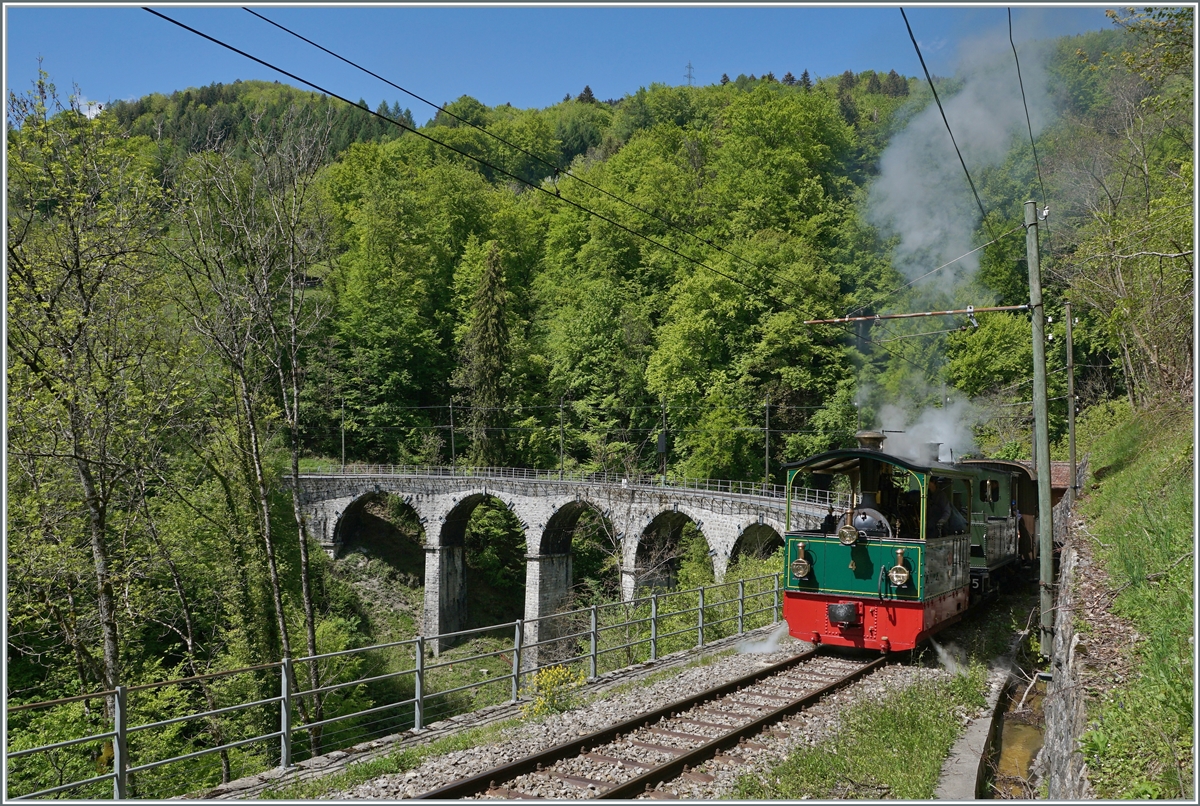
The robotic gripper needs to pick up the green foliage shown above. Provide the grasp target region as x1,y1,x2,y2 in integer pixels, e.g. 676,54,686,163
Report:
108,79,408,160
454,241,511,465
678,389,759,482
675,524,716,588
945,313,1032,397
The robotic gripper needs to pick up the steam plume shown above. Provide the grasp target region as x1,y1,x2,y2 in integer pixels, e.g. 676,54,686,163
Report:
867,30,1052,297
878,399,983,464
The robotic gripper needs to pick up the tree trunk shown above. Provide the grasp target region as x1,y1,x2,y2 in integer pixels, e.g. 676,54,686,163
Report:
69,404,121,697
237,373,291,662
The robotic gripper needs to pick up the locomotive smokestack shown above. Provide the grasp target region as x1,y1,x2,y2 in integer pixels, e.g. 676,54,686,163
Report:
855,430,885,451
923,442,942,464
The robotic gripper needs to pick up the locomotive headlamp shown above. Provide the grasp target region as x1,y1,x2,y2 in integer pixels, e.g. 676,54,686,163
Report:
888,548,910,587
838,525,859,546
790,543,811,579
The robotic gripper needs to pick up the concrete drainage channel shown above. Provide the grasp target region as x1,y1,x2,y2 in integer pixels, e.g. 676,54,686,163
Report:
934,662,1017,799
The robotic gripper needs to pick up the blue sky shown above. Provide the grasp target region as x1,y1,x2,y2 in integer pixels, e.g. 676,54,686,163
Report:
6,4,1115,123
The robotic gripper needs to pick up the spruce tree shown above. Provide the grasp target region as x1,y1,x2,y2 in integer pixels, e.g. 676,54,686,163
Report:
884,69,909,97
838,69,857,93
577,85,596,103
799,69,812,90
838,90,858,124
764,71,777,82
782,71,796,85
456,242,509,466
721,73,730,85
865,71,882,94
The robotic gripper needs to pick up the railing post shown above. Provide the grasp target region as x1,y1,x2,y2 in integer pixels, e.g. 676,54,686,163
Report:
414,637,425,731
650,594,658,661
279,659,292,769
589,605,598,679
698,587,705,647
511,620,523,703
738,580,745,634
113,686,128,799
773,573,781,621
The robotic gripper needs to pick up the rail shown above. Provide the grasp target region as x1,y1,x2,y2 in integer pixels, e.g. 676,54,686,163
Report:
299,463,850,509
5,573,785,800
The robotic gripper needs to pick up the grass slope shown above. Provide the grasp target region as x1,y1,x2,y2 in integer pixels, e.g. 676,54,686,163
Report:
1074,401,1194,798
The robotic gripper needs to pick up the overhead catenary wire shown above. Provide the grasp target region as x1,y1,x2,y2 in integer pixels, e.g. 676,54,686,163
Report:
241,6,789,290
899,7,999,244
1008,8,1052,249
876,325,973,342
147,6,968,399
844,224,1024,318
328,425,826,435
997,396,1067,407
325,401,832,414
142,8,792,315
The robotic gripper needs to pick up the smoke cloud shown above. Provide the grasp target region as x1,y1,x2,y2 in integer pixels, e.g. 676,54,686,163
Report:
877,398,983,464
867,30,1052,297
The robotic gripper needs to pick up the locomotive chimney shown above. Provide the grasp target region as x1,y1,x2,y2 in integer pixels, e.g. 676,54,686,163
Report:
854,431,885,506
922,442,942,464
855,430,885,451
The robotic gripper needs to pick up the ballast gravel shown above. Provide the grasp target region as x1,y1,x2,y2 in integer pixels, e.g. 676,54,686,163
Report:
327,636,970,800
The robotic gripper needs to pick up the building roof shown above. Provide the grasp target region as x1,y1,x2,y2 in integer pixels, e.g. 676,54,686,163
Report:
1016,461,1075,490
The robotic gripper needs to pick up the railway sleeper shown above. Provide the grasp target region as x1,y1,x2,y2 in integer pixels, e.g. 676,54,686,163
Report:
486,784,544,799
646,727,707,742
551,772,612,791
583,752,653,769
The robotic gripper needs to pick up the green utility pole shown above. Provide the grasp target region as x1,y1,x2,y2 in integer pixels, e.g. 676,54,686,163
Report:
1066,301,1077,508
764,399,771,487
659,399,668,484
449,400,456,469
1025,200,1055,657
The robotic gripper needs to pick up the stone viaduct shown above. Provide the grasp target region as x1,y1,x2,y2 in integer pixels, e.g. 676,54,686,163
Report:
295,467,843,660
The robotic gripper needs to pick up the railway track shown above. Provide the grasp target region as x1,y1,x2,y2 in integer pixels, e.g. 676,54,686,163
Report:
416,649,888,800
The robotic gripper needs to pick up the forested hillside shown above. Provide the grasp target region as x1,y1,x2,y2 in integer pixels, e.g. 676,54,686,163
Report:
6,7,1192,797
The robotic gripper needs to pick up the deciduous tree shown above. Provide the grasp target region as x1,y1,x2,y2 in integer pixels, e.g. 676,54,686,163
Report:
7,74,170,697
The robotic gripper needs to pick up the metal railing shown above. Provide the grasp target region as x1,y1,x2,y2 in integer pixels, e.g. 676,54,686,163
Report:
300,463,851,509
5,573,785,801
5,663,285,800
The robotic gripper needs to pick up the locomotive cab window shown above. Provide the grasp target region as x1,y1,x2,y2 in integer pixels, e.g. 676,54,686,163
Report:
979,479,999,503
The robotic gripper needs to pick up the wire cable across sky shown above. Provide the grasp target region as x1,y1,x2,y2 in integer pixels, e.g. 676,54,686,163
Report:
241,6,788,291
142,7,792,316
899,7,998,244
145,5,1039,410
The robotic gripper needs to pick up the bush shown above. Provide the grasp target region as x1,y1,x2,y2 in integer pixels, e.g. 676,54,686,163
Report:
520,665,586,719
